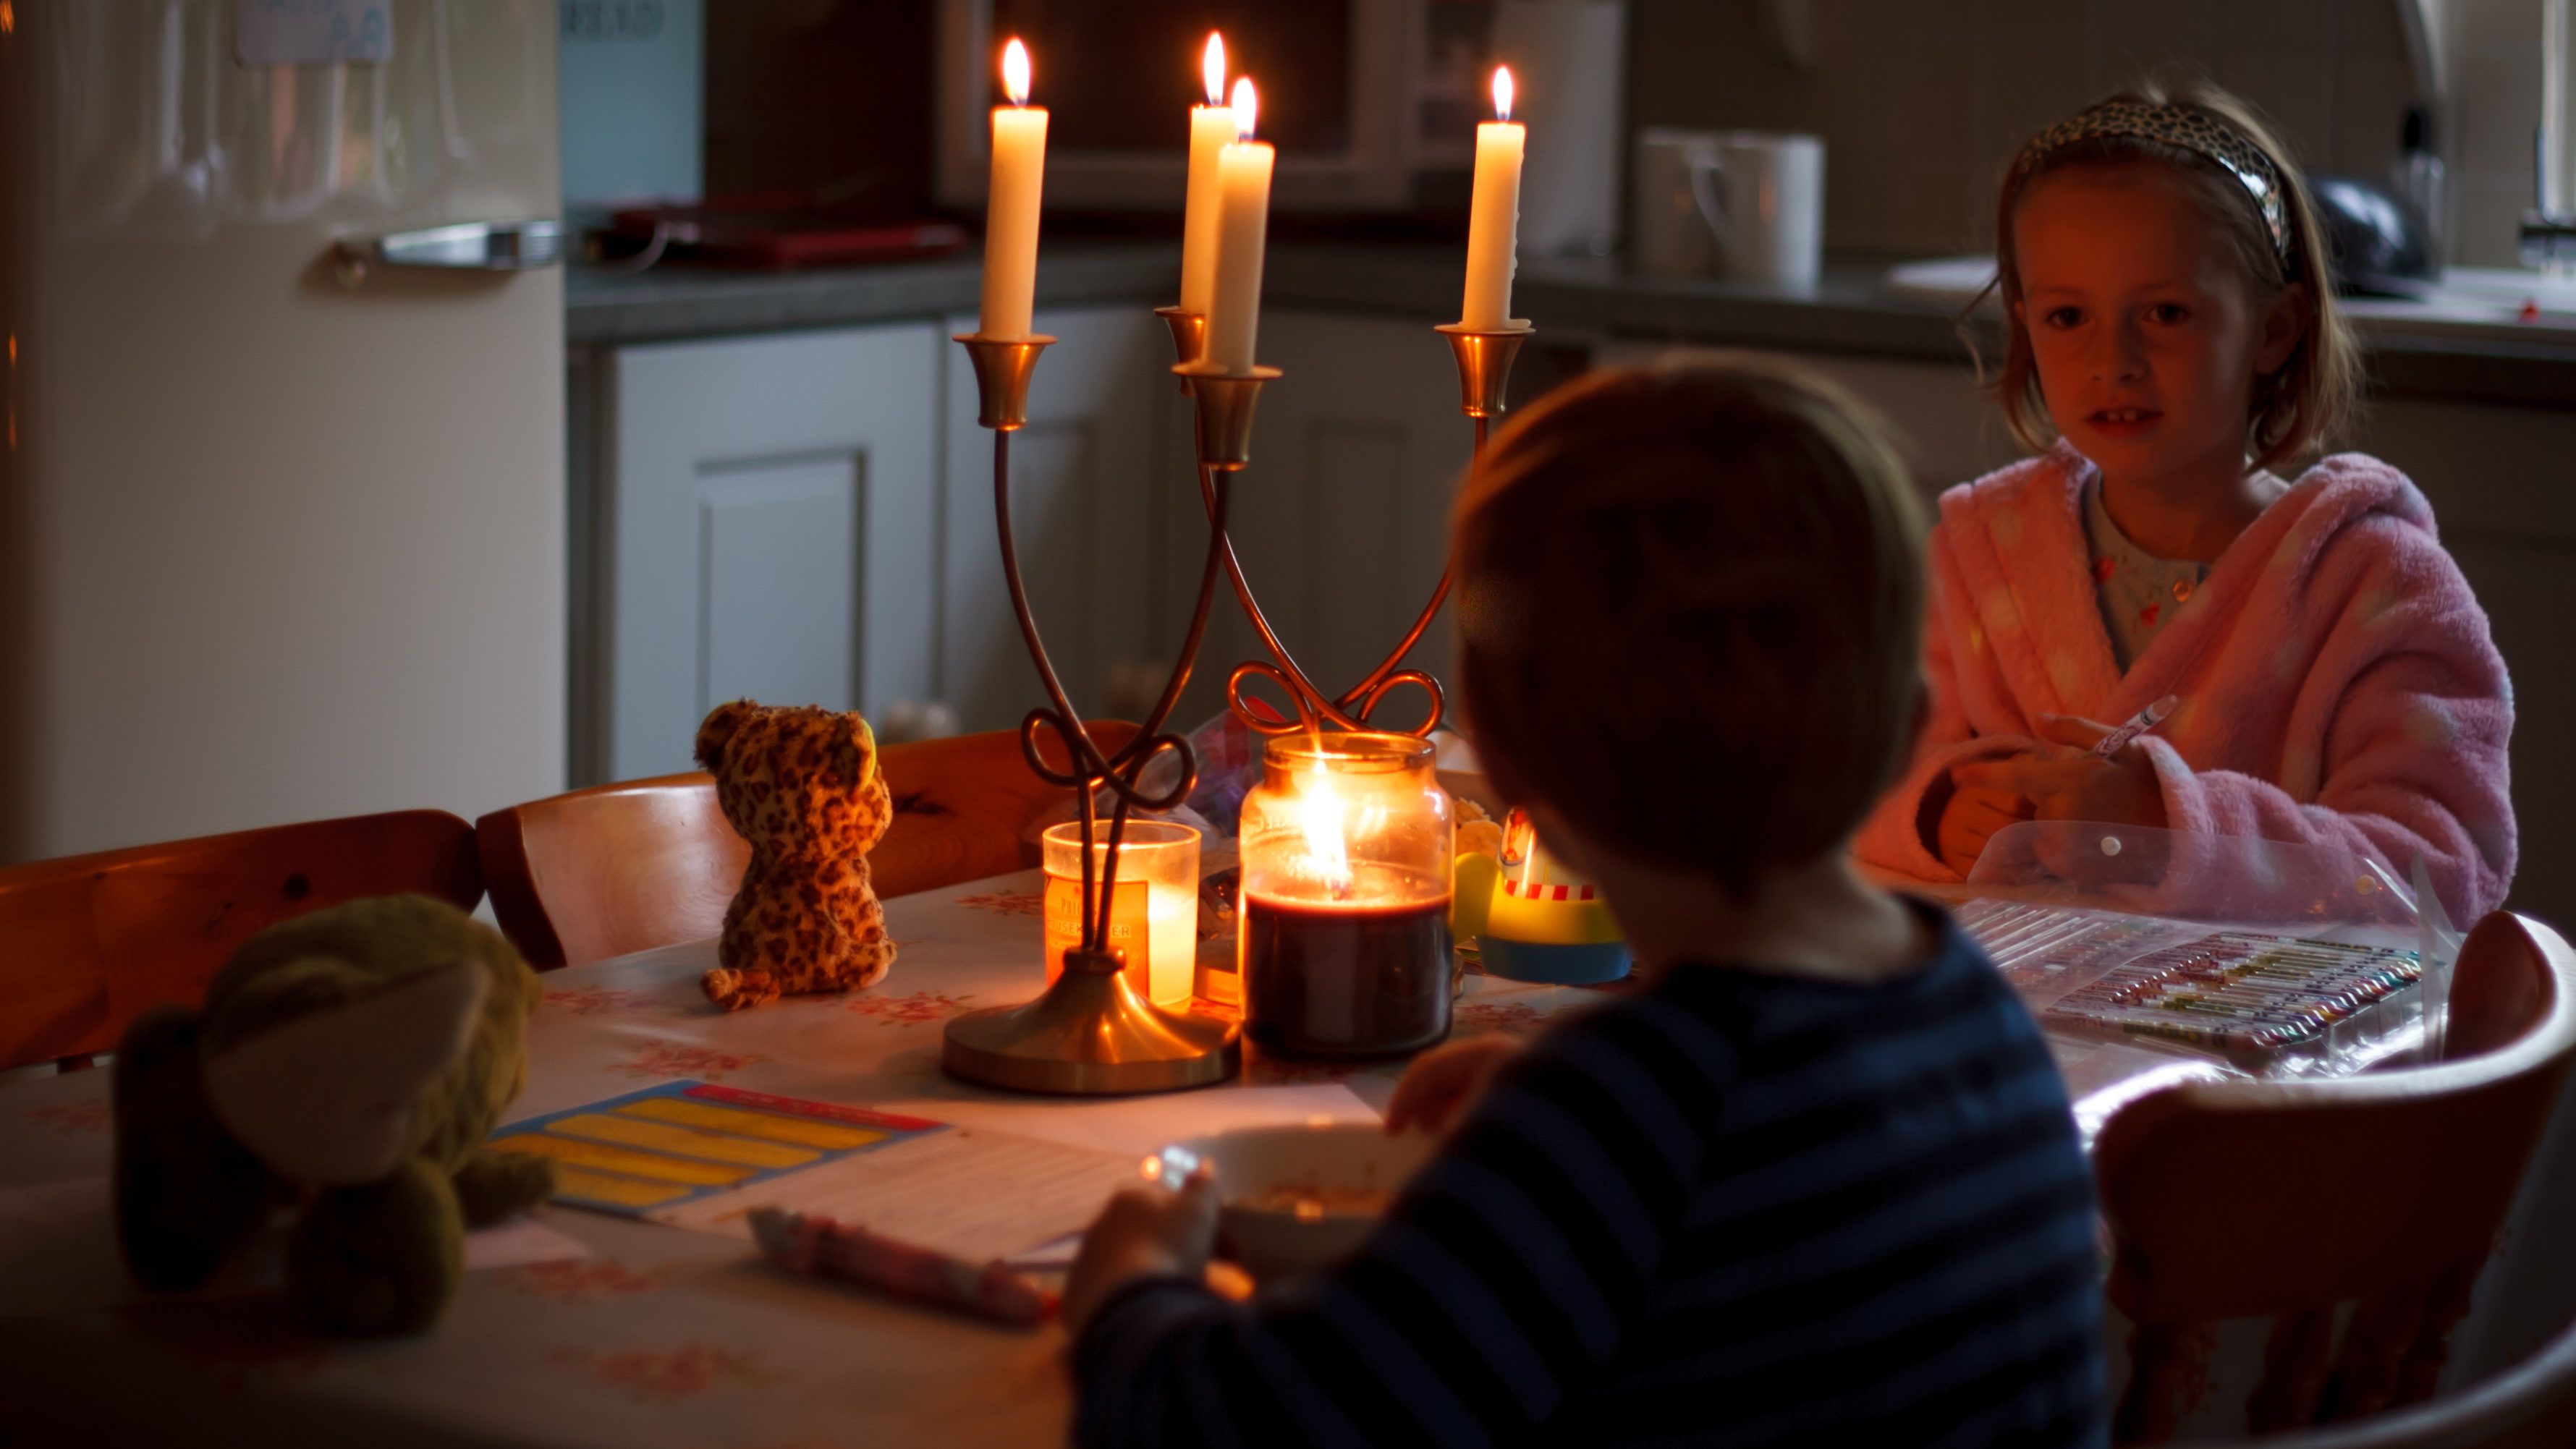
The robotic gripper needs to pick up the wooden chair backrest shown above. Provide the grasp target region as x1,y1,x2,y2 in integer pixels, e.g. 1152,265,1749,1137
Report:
2098,913,2576,1442
0,810,483,1070
2170,1290,2576,1449
478,723,1140,970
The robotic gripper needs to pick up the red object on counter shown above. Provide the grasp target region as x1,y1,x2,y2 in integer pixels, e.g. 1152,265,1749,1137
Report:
603,193,970,270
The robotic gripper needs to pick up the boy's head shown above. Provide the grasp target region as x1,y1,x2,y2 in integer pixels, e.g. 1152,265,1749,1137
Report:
1991,80,2358,478
1452,355,1925,899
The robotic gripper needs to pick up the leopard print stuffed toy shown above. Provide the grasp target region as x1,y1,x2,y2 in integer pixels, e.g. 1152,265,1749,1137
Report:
695,701,896,1011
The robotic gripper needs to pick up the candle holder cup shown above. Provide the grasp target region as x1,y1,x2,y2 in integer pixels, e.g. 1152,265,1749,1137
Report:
1174,362,1282,472
1434,322,1534,432
940,333,1242,1095
1153,306,1208,394
954,333,1055,430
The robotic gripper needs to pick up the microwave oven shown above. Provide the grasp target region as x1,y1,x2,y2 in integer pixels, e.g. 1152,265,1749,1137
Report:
934,0,1493,213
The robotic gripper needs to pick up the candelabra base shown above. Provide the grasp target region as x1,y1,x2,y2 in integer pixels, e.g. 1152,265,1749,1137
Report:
942,948,1241,1095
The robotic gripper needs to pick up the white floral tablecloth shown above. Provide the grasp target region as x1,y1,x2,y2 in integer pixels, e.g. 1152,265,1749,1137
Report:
0,870,2231,1447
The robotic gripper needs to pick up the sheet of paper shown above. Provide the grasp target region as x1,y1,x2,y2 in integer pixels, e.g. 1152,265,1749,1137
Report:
489,1081,957,1218
492,1079,1146,1263
874,1082,1381,1160
655,1126,1140,1263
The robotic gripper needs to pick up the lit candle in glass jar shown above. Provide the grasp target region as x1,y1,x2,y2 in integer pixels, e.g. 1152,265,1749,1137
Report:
1237,734,1454,1058
1042,820,1200,1008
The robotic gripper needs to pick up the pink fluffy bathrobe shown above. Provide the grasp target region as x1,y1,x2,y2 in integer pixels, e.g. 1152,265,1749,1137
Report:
1856,445,2517,921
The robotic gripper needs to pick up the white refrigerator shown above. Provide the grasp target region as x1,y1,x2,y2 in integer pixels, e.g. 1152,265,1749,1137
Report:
0,1,566,863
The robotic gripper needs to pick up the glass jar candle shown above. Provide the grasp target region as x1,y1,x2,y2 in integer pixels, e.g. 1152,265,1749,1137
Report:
1237,732,1454,1057
1042,820,1200,1008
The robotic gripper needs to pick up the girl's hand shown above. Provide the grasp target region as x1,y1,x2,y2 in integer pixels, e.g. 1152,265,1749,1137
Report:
1062,1166,1219,1337
1937,780,2035,877
1952,714,2169,831
1384,1034,1522,1136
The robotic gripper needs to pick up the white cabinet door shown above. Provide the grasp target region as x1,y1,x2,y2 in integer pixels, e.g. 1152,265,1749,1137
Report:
1164,311,1475,733
941,306,1172,735
604,324,941,781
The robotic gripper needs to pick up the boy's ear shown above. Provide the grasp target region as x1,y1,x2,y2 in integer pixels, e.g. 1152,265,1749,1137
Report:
2255,281,2310,375
695,700,757,774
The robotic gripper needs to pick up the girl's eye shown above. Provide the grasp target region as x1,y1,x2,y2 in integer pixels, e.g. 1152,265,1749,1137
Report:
2146,302,2191,324
2042,307,2085,328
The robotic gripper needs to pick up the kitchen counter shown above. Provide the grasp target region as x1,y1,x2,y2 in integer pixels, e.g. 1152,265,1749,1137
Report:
566,242,2576,407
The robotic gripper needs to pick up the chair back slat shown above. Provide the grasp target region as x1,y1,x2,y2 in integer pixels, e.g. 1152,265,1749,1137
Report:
2099,913,2576,1442
0,810,481,1069
478,723,1140,971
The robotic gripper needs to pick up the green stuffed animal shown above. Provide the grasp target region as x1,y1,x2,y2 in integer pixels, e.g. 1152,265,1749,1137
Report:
111,895,557,1336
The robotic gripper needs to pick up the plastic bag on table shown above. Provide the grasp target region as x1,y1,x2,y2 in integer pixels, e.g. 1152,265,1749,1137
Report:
1961,822,2428,1078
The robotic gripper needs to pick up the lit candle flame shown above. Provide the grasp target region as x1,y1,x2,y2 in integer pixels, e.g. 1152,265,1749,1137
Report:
1492,65,1514,124
1202,32,1226,107
1296,760,1352,896
1001,37,1032,106
1231,77,1258,142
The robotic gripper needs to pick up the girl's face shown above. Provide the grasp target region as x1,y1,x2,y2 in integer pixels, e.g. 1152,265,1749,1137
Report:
2012,163,2304,485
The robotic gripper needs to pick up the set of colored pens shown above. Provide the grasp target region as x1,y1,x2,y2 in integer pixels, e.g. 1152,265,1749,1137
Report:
2046,930,2419,1065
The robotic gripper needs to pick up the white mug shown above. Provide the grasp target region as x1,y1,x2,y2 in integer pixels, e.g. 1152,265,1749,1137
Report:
1632,129,1826,289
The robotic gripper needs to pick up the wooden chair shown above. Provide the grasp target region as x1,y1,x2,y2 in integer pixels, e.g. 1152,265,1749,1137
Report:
477,722,1141,970
0,810,483,1071
2170,1292,2576,1448
2100,912,2576,1443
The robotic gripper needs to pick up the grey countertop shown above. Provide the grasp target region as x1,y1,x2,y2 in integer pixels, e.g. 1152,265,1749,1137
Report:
566,242,2576,408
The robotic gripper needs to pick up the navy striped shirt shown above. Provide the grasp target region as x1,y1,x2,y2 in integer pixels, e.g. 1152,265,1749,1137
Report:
1075,909,2106,1447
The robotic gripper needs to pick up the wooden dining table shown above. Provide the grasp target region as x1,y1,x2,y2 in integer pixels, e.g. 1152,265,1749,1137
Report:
0,867,2358,1447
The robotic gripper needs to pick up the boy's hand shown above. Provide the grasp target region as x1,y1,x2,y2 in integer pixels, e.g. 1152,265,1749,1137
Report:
1952,714,2168,833
1062,1166,1219,1338
1936,778,2034,878
1384,1034,1522,1136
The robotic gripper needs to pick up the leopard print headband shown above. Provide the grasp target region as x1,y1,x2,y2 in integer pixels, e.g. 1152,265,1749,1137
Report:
2012,101,2293,268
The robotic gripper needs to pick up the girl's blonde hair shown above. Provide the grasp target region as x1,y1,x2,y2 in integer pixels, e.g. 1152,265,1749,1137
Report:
1984,80,2360,475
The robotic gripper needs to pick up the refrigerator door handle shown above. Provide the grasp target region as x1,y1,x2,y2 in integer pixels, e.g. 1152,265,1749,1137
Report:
334,220,566,286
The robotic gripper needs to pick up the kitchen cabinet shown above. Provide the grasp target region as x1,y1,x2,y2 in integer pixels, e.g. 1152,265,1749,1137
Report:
1162,310,1479,733
596,323,942,781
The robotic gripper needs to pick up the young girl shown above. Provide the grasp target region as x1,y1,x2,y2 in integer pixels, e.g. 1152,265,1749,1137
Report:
1855,82,2517,922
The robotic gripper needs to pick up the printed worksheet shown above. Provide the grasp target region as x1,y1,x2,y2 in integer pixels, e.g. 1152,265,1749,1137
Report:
490,1081,1143,1263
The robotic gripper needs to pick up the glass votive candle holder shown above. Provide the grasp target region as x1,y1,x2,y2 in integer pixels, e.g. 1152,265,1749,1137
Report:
1042,820,1200,1008
1236,731,1454,1058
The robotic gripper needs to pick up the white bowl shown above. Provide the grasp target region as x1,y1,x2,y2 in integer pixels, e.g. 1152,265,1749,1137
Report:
1169,1122,1437,1280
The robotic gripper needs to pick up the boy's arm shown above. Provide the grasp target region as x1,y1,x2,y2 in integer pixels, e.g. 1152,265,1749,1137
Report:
1075,1006,1724,1448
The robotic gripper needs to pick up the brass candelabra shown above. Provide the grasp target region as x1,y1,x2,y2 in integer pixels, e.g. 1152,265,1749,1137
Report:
938,309,1530,1096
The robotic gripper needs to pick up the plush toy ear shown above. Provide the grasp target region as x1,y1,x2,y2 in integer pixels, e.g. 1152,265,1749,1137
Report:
695,700,758,774
837,713,879,791
114,1006,274,1293
202,952,488,1187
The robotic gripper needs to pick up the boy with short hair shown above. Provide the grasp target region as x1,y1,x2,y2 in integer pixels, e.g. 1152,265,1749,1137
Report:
1064,357,2108,1448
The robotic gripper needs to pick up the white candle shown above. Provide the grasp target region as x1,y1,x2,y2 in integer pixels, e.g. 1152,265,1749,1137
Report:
1459,67,1525,331
979,38,1047,340
1205,78,1274,374
1179,33,1232,318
